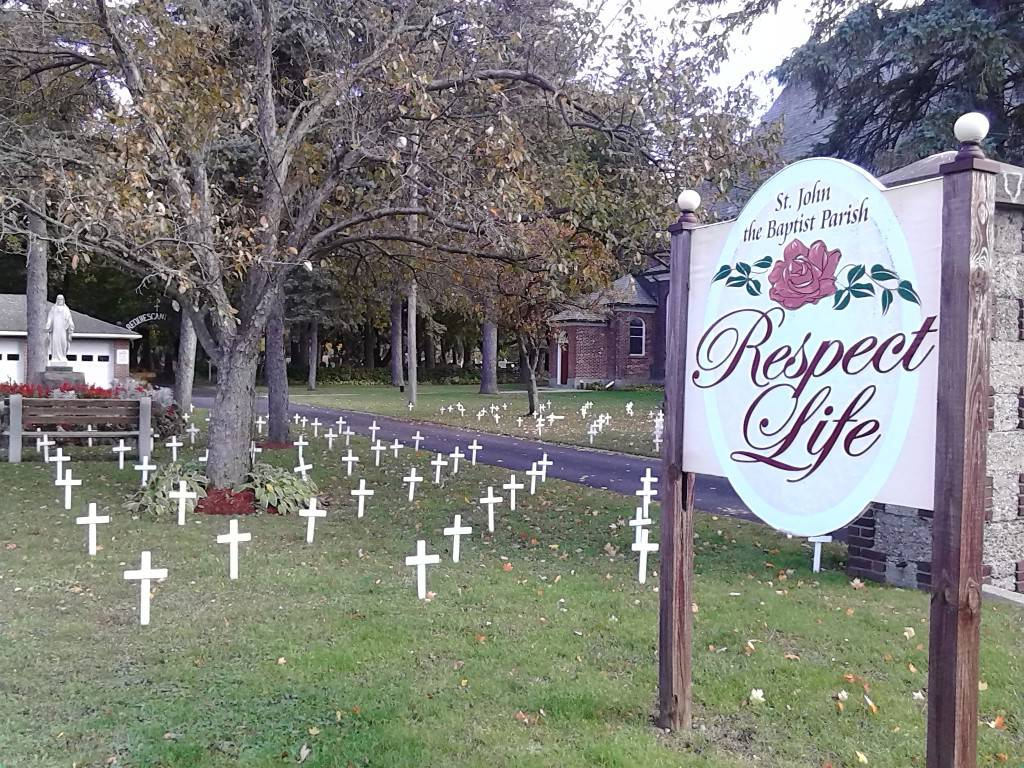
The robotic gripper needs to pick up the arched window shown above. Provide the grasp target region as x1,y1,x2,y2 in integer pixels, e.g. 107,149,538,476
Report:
628,318,646,356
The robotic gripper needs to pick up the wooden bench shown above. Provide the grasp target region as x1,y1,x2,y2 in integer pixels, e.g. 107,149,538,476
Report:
4,394,152,463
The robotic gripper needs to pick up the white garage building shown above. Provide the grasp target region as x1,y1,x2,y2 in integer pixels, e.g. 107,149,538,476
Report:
0,294,139,388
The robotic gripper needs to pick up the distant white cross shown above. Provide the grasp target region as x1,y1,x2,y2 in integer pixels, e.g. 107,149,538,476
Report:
503,474,524,511
371,440,387,467
390,439,404,458
299,497,326,543
335,416,345,432
76,502,109,556
294,458,313,482
535,419,544,438
216,518,251,580
341,450,359,476
493,413,501,424
537,453,553,482
444,514,472,563
123,550,168,626
430,452,448,484
476,410,484,422
300,416,308,430
254,415,266,435
411,431,424,451
56,469,82,510
408,401,414,411
37,433,54,462
636,469,658,516
632,528,659,585
199,449,209,464
350,479,374,518
403,467,423,501
112,439,130,470
293,435,308,462
250,441,262,463
588,424,599,444
324,429,337,450
292,413,301,425
186,423,200,445
526,462,543,495
405,539,440,600
629,505,652,547
449,446,464,474
809,535,833,573
169,480,198,526
625,402,634,417
468,439,482,465
134,456,157,487
368,420,380,442
479,486,503,533
517,417,523,428
310,418,322,438
342,427,355,446
653,434,663,452
49,447,69,481
165,435,183,463
86,424,95,447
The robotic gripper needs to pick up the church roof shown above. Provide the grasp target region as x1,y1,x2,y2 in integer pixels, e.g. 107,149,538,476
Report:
0,294,141,339
549,275,657,324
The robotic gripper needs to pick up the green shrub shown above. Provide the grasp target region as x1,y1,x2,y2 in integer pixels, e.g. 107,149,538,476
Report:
127,461,208,517
236,462,317,516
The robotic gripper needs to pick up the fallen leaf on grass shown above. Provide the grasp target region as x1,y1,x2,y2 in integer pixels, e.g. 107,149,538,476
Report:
903,627,916,640
502,562,513,572
307,726,319,736
748,688,765,704
602,543,618,556
856,751,868,764
850,578,865,590
988,715,1007,730
979,681,989,691
912,691,925,701
276,657,287,665
297,743,311,763
864,695,878,715
783,653,800,661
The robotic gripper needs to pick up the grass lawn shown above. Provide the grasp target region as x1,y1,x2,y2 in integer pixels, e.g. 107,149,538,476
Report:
289,383,665,456
1,431,1022,767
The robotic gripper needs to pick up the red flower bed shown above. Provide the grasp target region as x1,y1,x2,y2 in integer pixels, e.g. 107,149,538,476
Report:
196,487,278,516
0,382,116,399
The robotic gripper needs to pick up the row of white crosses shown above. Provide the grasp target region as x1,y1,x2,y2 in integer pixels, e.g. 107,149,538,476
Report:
404,452,552,600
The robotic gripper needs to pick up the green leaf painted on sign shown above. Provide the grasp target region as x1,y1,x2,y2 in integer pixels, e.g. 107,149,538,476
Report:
897,280,921,305
712,264,731,282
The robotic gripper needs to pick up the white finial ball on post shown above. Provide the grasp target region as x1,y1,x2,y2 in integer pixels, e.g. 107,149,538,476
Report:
676,189,701,214
953,112,989,145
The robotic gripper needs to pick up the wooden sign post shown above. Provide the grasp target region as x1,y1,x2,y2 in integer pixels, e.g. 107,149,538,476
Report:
926,115,997,768
659,115,997,767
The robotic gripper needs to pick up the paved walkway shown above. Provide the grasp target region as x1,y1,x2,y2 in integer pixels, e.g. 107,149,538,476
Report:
196,394,752,519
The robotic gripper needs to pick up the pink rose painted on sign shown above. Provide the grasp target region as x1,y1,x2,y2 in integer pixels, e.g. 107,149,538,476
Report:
767,239,841,310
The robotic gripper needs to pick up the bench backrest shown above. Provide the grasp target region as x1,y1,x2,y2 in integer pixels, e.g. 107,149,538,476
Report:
21,397,141,428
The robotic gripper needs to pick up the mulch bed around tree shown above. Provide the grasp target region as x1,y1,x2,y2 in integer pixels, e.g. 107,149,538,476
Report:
196,488,278,516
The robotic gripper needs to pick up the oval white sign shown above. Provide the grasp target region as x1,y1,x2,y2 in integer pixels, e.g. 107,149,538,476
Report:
693,159,936,536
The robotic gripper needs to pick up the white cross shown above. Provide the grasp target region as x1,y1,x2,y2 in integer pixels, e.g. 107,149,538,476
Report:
324,429,337,450
123,551,168,626
342,427,354,446
444,514,472,563
199,449,209,464
216,518,251,580
37,433,54,462
503,474,524,511
49,447,69,481
368,420,380,442
186,423,200,445
86,424,95,447
335,416,345,432
405,540,440,600
493,413,501,424
411,431,424,451
476,410,484,422
517,417,523,428
526,462,543,495
310,418,322,438
403,467,423,501
629,505,652,547
134,456,157,487
169,480,198,525
408,401,414,411
300,416,308,430
350,479,374,518
112,439,130,470
391,439,404,458
294,459,313,482
653,434,663,452
535,420,544,438
293,435,308,462
165,435,183,463
468,439,482,465
292,413,301,425
250,441,262,463
299,497,326,543
254,415,266,435
588,424,598,444
449,446,464,474
537,453,553,482
625,402,634,416
479,486,503,533
76,502,109,556
430,452,448,484
809,535,833,573
632,528,659,585
371,440,387,467
636,469,658,516
341,450,359,476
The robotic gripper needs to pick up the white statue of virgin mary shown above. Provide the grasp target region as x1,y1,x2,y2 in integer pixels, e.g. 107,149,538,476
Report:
46,295,75,363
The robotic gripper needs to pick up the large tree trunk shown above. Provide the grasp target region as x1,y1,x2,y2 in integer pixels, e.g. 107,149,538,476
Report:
363,318,376,370
174,310,197,410
207,341,260,487
25,185,48,385
424,311,435,372
479,318,498,394
266,294,290,443
390,295,404,386
407,281,417,405
519,335,539,416
307,317,319,390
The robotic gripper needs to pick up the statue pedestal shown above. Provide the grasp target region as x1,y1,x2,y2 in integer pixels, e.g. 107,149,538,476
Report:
42,365,86,389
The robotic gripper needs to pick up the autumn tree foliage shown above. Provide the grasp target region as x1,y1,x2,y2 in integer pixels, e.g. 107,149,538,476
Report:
1,0,775,486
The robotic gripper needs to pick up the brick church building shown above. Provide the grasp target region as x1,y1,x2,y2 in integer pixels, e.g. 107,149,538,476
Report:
547,272,669,388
